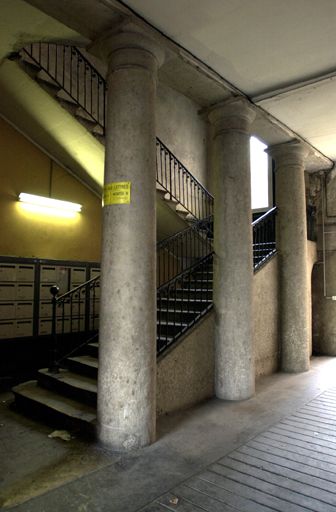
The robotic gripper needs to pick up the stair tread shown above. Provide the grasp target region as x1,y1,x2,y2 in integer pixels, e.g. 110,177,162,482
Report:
67,355,98,368
158,308,202,314
157,320,188,326
38,368,97,393
158,297,211,302
13,381,96,423
36,76,60,90
177,288,212,292
88,342,99,348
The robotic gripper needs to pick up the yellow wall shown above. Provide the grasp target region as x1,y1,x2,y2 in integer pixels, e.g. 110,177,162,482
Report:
0,117,102,261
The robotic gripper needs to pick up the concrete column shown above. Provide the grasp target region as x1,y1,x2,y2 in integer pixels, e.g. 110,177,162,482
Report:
267,142,310,372
94,30,164,450
208,97,256,401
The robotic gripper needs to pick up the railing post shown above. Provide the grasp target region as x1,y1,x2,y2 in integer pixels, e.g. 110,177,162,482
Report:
49,284,60,373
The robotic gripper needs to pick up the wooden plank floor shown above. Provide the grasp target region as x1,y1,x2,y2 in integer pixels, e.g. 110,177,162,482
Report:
141,387,336,511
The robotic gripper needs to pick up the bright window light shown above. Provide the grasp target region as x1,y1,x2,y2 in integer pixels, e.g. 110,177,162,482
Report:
18,193,82,218
250,137,269,210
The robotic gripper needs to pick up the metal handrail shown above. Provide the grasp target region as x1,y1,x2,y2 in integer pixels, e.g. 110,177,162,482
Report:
157,252,214,354
22,43,106,129
156,138,213,219
20,42,213,221
21,43,277,364
252,207,277,270
252,206,277,227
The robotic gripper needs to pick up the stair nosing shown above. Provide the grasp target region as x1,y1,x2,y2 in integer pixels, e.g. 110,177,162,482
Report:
13,381,96,422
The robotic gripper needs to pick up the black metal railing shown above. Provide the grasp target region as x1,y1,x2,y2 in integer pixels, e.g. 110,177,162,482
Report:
49,218,213,368
19,42,277,367
48,206,278,369
49,276,100,369
252,206,277,269
156,139,213,219
157,253,213,354
21,43,106,129
20,43,213,222
157,216,213,286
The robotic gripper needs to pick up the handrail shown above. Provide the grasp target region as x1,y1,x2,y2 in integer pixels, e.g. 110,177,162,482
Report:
252,206,277,227
49,207,278,366
158,252,214,293
156,138,213,198
252,207,277,270
157,252,214,354
157,215,213,250
20,42,277,364
22,43,106,129
156,138,213,219
157,215,213,286
56,275,99,302
19,42,213,222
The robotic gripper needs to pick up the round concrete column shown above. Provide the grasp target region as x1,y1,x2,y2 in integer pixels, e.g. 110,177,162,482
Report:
208,97,256,401
268,142,310,372
96,31,164,450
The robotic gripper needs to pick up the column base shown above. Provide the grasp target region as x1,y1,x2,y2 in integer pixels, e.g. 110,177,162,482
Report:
97,422,155,452
281,361,310,373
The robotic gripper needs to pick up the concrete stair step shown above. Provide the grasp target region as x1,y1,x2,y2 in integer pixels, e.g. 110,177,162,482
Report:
12,380,96,435
74,115,101,134
157,308,202,322
157,320,188,337
38,368,97,406
36,69,59,86
35,76,61,97
158,297,212,312
92,132,105,145
157,336,174,354
16,57,41,79
56,89,78,105
65,355,98,378
86,342,99,358
173,288,213,300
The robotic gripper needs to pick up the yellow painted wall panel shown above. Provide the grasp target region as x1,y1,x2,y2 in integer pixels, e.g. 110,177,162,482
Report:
0,117,101,261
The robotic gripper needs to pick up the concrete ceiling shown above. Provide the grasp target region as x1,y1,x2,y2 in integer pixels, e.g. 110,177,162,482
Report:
0,0,329,177
122,0,336,165
0,0,88,62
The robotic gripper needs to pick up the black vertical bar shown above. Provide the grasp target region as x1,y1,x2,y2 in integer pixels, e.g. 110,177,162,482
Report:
77,53,80,104
49,285,59,373
70,48,73,96
169,155,172,199
62,45,65,88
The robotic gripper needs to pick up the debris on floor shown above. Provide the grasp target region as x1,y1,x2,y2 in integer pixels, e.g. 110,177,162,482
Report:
48,430,73,441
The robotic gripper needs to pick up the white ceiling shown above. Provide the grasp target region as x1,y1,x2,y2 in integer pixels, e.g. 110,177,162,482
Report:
123,0,336,162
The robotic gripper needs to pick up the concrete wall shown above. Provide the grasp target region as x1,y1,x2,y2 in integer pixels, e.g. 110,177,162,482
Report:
157,255,280,415
253,257,280,378
0,116,102,261
156,82,208,187
307,241,317,355
312,224,336,354
156,313,215,416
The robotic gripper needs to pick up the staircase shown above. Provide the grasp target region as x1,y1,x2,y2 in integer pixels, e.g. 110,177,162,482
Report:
12,42,277,434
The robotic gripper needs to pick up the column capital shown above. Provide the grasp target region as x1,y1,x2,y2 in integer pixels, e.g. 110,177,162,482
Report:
207,97,256,136
266,140,308,168
90,24,165,73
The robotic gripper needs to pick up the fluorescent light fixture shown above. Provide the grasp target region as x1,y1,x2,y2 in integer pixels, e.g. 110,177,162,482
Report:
19,192,82,217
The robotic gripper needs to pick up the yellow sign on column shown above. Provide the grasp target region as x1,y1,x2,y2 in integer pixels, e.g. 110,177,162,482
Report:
103,182,131,205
